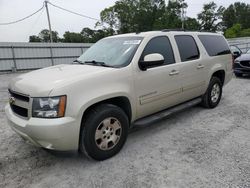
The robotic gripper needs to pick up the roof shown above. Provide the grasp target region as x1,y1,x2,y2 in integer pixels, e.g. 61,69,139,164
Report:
108,30,221,39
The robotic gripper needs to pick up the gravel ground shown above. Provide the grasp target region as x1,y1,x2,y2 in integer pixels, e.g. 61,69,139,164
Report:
0,73,250,188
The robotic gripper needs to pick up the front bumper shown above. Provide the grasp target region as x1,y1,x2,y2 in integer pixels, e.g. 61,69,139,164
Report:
5,104,80,151
234,68,250,74
234,62,250,74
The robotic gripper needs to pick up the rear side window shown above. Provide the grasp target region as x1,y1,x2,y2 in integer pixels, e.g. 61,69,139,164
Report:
198,35,231,56
175,35,200,62
141,36,175,66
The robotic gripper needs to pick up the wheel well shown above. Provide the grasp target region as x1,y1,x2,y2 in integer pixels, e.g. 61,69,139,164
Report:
212,70,225,85
81,96,132,125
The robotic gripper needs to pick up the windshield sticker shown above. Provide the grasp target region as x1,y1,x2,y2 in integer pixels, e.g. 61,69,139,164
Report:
123,40,141,45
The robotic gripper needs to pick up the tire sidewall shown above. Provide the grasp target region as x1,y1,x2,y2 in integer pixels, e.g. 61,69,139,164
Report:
207,77,222,108
80,105,129,160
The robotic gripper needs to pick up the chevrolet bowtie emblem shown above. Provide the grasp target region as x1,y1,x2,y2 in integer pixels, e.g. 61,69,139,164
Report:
9,96,16,105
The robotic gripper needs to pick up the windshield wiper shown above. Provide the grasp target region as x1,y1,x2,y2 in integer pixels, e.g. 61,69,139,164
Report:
73,59,84,64
84,60,115,68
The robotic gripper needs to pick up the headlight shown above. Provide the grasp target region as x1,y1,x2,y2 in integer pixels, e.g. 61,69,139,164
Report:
32,96,66,118
235,60,240,63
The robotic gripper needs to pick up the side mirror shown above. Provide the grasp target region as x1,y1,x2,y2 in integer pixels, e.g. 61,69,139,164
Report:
139,53,164,71
233,51,241,59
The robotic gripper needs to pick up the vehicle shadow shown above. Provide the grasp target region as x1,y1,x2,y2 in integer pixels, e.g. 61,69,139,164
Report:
44,105,203,160
235,74,250,79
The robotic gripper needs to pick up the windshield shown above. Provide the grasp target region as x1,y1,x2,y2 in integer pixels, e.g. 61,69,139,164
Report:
77,36,143,68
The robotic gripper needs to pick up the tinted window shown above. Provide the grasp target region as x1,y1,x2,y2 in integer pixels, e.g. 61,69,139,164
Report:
141,36,175,67
198,35,231,56
230,45,241,54
175,35,200,62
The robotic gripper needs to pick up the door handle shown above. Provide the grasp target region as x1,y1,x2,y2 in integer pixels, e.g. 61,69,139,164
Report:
169,70,179,76
197,64,205,69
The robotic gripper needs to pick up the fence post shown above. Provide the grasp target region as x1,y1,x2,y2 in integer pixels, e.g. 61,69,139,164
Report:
49,46,54,66
11,46,17,72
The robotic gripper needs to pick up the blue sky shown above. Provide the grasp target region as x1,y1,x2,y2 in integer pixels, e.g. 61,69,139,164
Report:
0,0,249,42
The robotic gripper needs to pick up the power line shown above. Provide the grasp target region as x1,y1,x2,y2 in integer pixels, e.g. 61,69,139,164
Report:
27,6,45,36
0,4,45,25
47,2,100,22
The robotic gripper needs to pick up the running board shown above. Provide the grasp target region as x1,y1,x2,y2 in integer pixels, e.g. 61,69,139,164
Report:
133,97,202,127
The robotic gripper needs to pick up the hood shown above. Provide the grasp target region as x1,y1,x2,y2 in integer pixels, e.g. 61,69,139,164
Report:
9,64,113,97
236,54,250,61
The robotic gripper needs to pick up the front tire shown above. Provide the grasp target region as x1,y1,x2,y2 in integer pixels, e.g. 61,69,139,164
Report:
201,77,222,108
79,104,129,161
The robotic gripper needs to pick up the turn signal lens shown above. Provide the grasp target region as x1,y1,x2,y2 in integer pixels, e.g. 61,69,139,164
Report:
58,96,66,117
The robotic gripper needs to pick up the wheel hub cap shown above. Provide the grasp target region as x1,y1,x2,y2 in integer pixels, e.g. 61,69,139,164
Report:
211,83,220,103
95,117,122,151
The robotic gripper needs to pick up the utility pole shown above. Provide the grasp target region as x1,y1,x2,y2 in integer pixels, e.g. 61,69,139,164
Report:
181,7,187,30
180,0,187,30
181,7,185,30
45,0,53,43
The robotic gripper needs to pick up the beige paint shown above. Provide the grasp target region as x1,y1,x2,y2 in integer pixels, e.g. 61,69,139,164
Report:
5,31,233,151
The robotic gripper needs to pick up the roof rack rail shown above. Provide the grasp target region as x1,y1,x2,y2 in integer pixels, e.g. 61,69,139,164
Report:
161,29,216,33
161,28,186,32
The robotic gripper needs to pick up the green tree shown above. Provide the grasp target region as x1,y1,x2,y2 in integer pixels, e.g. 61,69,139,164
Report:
29,35,41,42
185,17,200,30
197,1,225,31
224,24,242,38
240,28,250,37
63,32,84,43
98,6,118,34
38,29,60,42
80,27,114,43
225,24,250,38
223,2,250,30
99,0,187,33
154,0,185,30
29,29,60,42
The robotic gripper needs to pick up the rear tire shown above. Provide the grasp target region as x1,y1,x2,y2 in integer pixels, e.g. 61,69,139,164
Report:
79,104,129,161
201,77,222,108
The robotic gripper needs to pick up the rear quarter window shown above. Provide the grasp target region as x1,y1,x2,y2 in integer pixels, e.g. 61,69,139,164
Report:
198,35,231,56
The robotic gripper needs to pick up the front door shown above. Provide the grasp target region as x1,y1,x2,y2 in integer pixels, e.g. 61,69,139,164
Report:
134,36,183,119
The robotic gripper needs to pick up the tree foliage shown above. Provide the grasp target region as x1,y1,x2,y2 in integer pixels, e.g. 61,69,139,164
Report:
62,32,84,43
185,17,200,31
197,1,225,32
29,35,41,42
38,29,60,42
99,0,189,33
29,1,250,42
223,2,250,30
225,24,250,38
29,28,114,43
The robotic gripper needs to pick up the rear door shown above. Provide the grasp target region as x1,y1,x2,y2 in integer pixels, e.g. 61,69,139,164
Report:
174,35,206,101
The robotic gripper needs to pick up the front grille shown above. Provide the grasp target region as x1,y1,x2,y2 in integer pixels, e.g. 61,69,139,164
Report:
8,90,30,118
9,90,29,102
10,104,28,117
240,61,250,68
